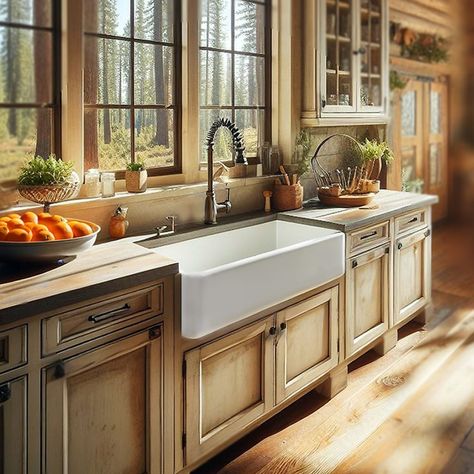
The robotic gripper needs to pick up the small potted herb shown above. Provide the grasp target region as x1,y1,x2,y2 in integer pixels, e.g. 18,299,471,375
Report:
125,161,147,193
17,155,80,211
359,139,394,193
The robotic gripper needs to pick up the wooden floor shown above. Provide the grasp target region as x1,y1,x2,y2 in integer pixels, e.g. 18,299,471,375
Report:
195,222,474,474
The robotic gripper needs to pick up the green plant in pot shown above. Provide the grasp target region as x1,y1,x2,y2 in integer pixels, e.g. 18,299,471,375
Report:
17,155,80,211
125,161,147,193
359,139,394,193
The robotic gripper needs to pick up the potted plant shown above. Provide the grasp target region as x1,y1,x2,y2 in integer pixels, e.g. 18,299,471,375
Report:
125,161,147,193
17,155,80,211
359,139,394,193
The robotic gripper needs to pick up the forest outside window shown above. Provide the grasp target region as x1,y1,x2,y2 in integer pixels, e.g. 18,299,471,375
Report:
199,0,269,163
0,0,59,181
83,0,179,176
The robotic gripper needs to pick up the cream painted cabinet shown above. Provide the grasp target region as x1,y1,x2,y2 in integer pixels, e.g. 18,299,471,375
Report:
0,376,27,474
275,287,339,403
346,245,391,357
44,325,165,474
302,0,389,125
394,228,431,325
183,317,275,466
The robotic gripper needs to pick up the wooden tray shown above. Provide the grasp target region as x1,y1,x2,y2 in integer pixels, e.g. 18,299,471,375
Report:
318,192,375,208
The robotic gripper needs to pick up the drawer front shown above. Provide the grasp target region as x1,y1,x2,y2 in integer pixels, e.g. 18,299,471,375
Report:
42,284,163,355
0,325,27,375
349,221,390,256
395,208,427,236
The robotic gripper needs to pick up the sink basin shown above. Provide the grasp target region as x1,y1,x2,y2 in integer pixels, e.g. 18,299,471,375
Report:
152,220,344,338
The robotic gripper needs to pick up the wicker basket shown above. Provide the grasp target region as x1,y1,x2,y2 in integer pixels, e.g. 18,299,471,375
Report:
272,183,304,211
18,182,80,212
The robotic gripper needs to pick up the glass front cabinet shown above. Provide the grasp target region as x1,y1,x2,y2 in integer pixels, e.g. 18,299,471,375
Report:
302,0,389,125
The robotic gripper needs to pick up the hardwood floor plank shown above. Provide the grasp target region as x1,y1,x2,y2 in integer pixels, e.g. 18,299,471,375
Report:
334,333,474,473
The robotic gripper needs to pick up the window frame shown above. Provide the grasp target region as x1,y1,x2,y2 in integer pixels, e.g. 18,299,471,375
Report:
82,0,182,178
0,0,62,161
198,0,272,166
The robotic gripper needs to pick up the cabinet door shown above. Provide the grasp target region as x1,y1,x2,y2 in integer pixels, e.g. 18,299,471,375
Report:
321,0,357,114
44,326,163,474
184,317,274,466
275,287,339,404
0,376,27,474
346,245,391,357
394,229,431,325
358,0,388,113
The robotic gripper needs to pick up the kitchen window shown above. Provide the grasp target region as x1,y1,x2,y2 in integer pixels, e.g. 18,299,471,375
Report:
199,0,270,163
0,0,61,181
83,0,180,176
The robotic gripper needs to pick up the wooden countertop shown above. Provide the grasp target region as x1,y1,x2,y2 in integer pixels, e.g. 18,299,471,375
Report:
0,237,178,324
282,190,438,232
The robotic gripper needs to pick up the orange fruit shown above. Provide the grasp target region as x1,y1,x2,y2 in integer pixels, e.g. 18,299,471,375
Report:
5,228,32,242
21,211,38,224
29,224,50,240
7,218,25,230
0,226,9,241
49,221,73,240
0,220,7,228
0,216,11,224
69,221,93,237
37,212,51,222
7,213,21,219
41,214,67,226
33,230,55,242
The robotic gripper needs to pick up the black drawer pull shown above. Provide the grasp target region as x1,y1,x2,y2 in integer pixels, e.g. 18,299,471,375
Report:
88,303,131,324
398,242,403,250
0,383,11,403
407,216,419,224
352,260,358,269
360,231,378,240
54,362,65,379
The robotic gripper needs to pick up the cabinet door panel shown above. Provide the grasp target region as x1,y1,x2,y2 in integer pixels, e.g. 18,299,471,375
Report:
0,376,27,474
394,229,431,325
44,327,163,474
346,245,391,357
184,317,274,465
276,287,339,404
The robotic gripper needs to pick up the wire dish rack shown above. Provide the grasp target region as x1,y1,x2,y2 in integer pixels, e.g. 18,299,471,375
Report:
310,134,379,207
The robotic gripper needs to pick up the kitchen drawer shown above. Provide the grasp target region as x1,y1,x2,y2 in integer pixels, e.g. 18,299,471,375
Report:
42,284,163,355
0,325,27,375
395,208,427,236
348,221,390,256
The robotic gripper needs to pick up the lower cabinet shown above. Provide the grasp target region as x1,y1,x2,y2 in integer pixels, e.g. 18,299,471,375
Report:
0,376,27,474
183,286,340,466
183,317,275,465
394,228,431,325
275,287,339,404
43,325,164,474
346,245,391,357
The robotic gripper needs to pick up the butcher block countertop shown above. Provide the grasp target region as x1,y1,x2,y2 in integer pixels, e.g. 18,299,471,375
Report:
0,237,178,323
282,190,439,232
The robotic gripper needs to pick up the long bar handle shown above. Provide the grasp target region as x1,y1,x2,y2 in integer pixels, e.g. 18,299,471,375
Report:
88,303,131,324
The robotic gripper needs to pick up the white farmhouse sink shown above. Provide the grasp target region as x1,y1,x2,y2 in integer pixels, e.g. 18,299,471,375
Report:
153,220,344,339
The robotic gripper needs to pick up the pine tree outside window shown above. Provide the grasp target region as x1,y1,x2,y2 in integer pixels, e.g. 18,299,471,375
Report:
83,0,180,176
0,0,60,181
199,0,270,163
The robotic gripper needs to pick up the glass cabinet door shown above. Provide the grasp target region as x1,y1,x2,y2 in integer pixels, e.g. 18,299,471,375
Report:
323,0,356,112
358,0,384,111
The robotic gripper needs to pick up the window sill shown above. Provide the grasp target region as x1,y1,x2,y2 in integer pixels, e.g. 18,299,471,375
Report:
8,175,276,214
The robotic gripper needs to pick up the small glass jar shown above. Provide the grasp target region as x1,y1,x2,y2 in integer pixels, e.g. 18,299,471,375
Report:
101,172,116,198
83,169,101,198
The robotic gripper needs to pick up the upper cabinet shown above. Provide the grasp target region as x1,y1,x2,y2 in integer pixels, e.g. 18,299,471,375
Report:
301,0,389,125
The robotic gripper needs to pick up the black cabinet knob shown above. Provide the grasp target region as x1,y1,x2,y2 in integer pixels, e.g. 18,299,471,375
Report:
269,327,277,336
0,384,11,404
280,322,287,331
54,362,66,379
398,242,403,250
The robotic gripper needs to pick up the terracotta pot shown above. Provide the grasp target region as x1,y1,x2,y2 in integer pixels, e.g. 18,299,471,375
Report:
272,183,304,211
125,170,147,193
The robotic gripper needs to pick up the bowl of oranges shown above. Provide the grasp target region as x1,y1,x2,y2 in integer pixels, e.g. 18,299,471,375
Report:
0,211,100,262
